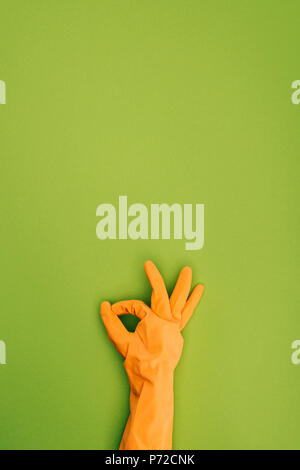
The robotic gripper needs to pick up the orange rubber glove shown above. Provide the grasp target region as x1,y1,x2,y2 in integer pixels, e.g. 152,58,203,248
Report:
100,261,204,450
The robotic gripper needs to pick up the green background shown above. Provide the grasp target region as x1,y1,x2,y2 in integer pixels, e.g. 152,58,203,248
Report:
0,0,299,450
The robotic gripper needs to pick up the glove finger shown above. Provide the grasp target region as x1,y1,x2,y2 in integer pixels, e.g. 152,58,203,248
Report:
170,266,192,321
180,284,204,330
112,300,151,320
144,260,171,320
100,301,131,357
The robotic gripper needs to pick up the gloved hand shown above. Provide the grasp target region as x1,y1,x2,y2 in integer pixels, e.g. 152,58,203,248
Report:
100,261,204,450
